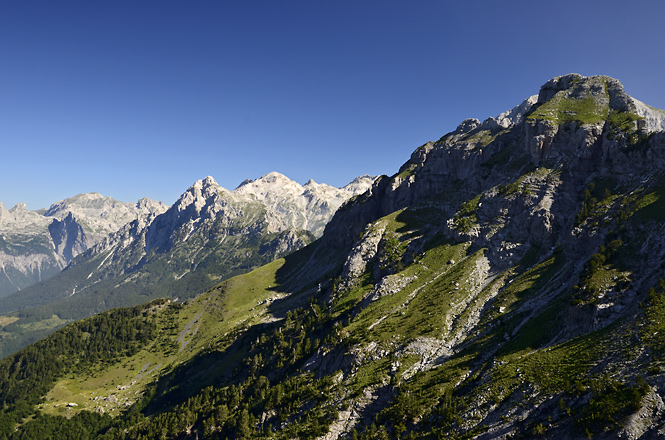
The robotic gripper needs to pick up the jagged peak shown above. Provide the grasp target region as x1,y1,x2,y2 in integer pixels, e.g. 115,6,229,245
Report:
451,95,539,137
454,118,481,134
235,178,256,189
492,95,538,127
345,174,376,185
135,197,165,209
191,175,220,190
9,202,28,212
178,176,225,204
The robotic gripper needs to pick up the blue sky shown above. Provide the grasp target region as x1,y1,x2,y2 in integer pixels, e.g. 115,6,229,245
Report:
2,1,664,210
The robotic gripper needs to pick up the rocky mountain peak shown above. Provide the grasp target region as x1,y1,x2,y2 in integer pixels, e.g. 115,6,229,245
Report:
537,72,586,103
535,73,630,104
534,74,636,119
341,174,378,195
325,73,665,249
262,171,287,181
201,175,218,188
9,203,28,213
232,172,302,200
454,118,481,134
188,176,221,194
175,176,226,214
493,95,538,128
45,193,103,216
135,197,161,211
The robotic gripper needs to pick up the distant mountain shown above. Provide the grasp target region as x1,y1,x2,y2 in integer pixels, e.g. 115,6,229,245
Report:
3,74,665,439
0,173,376,356
234,172,376,237
0,194,167,297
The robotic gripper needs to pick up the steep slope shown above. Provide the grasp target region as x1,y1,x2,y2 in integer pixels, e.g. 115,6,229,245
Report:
0,195,166,297
0,173,375,357
3,74,665,439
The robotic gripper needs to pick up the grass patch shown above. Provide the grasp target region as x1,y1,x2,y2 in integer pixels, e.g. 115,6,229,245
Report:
0,316,19,328
367,247,483,343
346,242,469,346
635,185,665,222
528,85,609,125
492,252,564,316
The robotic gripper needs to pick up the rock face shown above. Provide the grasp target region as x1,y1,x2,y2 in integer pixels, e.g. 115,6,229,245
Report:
48,213,88,262
44,193,167,243
0,195,167,297
0,173,376,326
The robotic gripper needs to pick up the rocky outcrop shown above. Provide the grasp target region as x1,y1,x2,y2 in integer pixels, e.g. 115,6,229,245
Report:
48,213,88,262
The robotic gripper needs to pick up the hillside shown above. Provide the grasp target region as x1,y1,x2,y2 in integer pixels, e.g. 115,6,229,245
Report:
0,173,375,357
1,74,665,439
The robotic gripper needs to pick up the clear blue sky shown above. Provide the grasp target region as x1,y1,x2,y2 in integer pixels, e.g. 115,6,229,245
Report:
2,1,664,210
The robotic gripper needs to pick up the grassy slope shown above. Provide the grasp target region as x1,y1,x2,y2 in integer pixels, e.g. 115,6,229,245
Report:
36,258,287,418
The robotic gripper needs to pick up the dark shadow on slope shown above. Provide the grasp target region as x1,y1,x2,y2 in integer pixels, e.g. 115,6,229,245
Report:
143,320,278,415
142,241,343,416
266,240,345,319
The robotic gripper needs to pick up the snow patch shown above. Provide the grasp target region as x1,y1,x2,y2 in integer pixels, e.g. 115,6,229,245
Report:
87,250,115,280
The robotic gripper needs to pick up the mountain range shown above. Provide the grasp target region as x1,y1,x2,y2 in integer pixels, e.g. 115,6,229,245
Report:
0,173,376,356
1,74,665,439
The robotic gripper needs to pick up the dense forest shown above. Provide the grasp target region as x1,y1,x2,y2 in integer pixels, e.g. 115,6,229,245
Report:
0,302,159,439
